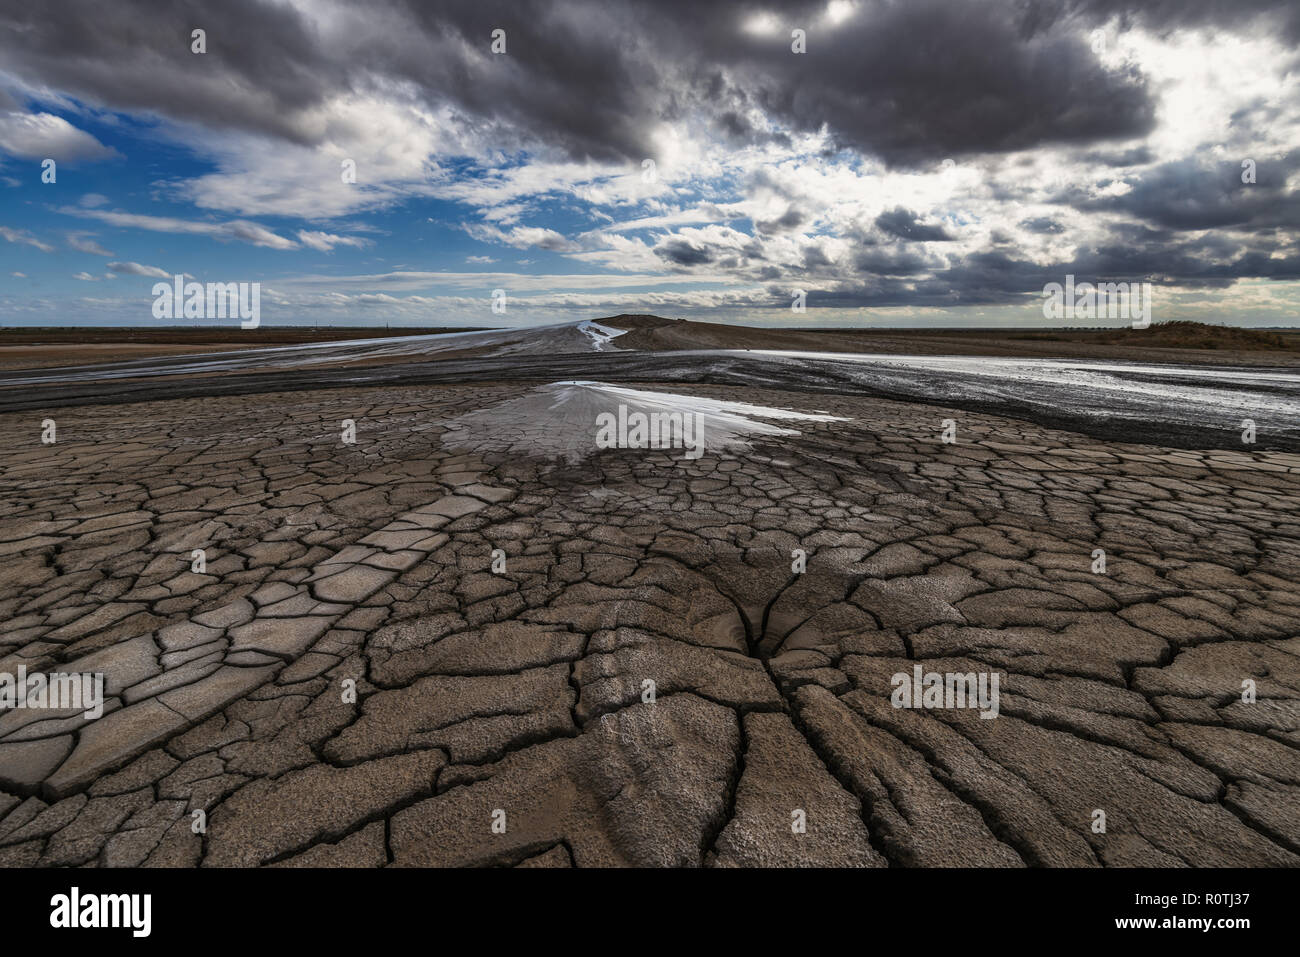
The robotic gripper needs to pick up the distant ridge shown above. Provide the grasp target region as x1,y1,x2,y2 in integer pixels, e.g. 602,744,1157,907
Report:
594,314,682,331
1092,321,1297,351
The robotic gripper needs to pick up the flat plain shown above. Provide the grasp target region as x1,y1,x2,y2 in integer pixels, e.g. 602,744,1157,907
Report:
1,320,1297,867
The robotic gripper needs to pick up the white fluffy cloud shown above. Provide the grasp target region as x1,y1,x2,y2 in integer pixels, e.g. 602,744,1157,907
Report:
0,110,117,161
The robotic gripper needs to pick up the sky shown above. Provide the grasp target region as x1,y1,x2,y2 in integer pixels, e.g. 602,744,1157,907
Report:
1,0,1299,329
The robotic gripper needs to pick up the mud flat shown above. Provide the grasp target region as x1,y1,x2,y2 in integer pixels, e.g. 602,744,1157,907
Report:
4,346,1298,453
0,327,488,372
1,380,1297,867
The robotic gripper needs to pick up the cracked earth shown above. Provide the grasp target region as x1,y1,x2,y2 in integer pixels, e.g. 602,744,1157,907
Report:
1,381,1298,867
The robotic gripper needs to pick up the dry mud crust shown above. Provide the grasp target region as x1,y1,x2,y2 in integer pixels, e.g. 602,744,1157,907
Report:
0,382,1297,867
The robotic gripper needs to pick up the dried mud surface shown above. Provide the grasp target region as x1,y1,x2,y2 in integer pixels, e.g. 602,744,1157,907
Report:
1,382,1298,867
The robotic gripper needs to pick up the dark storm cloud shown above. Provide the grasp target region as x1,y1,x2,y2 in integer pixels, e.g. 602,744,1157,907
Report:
1,0,1161,165
875,207,954,242
1024,0,1300,43
801,245,833,270
742,0,1154,165
656,239,715,266
1069,155,1300,232
854,249,932,276
797,229,1300,309
0,0,329,144
755,207,806,235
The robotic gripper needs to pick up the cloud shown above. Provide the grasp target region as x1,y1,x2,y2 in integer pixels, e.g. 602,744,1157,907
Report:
295,229,373,252
107,260,171,278
0,0,1161,173
656,238,714,266
66,231,113,256
0,110,117,161
1019,217,1065,234
272,268,736,293
2,0,1299,320
73,271,101,280
62,207,298,249
874,207,954,242
0,225,54,252
465,224,580,251
754,207,806,236
1084,155,1300,232
1039,0,1300,43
